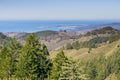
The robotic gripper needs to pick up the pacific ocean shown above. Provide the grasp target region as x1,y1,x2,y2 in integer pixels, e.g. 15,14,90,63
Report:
0,20,119,32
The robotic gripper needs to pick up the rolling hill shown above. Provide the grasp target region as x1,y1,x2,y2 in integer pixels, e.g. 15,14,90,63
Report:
50,38,120,60
5,30,79,51
3,26,120,51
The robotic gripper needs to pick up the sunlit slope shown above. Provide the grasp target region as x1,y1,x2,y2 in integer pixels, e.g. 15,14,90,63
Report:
50,39,120,61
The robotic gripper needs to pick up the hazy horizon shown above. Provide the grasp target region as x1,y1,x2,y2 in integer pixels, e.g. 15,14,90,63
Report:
0,20,120,32
0,0,120,20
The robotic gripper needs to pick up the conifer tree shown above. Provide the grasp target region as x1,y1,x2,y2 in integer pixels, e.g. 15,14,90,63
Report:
0,39,21,78
0,47,10,78
60,60,88,80
50,51,88,80
72,41,80,50
16,33,51,80
7,39,22,76
50,51,67,80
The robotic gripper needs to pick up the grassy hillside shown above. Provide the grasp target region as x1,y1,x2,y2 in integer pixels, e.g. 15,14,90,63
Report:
50,37,120,80
50,38,120,60
50,27,120,80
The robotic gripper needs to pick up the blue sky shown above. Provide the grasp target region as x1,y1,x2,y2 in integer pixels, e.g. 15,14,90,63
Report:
0,0,120,20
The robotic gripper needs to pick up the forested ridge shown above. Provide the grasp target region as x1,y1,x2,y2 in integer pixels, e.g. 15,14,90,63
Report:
66,27,120,50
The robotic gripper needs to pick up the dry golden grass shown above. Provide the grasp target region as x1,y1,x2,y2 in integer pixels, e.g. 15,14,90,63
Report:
50,39,120,61
105,73,117,80
0,78,31,80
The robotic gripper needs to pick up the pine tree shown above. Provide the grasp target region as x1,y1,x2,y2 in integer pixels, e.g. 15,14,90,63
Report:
50,51,67,80
7,39,22,76
0,39,21,79
0,47,10,78
16,33,51,80
84,59,97,80
72,41,80,50
60,60,88,80
50,51,88,80
66,43,73,50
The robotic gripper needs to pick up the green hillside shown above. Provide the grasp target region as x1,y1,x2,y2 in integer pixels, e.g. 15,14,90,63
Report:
65,27,120,51
50,27,120,80
50,38,120,59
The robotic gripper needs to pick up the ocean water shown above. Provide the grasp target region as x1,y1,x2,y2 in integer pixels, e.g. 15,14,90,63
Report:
0,20,118,32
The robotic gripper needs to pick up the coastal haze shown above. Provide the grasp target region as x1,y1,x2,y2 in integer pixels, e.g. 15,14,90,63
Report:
0,20,120,32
